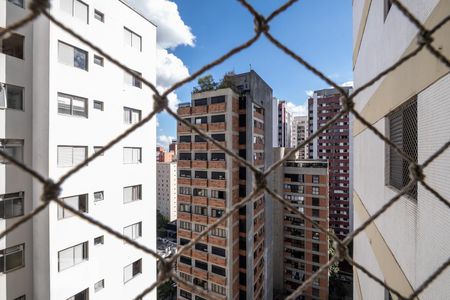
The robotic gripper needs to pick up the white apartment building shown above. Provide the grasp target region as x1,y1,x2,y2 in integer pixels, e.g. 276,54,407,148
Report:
156,162,177,222
291,116,308,159
353,0,450,299
1,1,157,299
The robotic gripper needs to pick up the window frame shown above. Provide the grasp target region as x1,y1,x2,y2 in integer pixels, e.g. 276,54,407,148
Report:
124,27,142,52
123,221,142,241
0,83,24,111
93,100,104,111
123,147,142,164
57,194,88,220
57,145,88,168
0,27,24,59
123,107,142,124
94,9,104,22
57,92,88,118
123,184,142,203
0,139,24,164
0,191,25,219
57,241,88,272
58,41,89,71
0,243,25,273
123,259,142,283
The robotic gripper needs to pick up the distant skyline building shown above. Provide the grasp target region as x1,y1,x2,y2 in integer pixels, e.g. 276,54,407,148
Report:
0,1,157,299
271,148,329,300
176,70,274,300
352,0,450,299
278,100,293,148
308,87,352,239
157,161,177,222
291,116,308,159
156,146,174,162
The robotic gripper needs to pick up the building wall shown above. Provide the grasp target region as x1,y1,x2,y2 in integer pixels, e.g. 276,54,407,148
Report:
353,0,450,298
157,162,177,222
1,1,157,299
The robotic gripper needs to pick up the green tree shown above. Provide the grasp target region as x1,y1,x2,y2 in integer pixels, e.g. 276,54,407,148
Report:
193,74,217,93
157,211,169,237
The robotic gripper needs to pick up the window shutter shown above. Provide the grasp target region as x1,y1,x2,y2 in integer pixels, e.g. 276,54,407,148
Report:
72,97,87,117
123,187,132,203
72,147,86,165
124,29,132,47
73,0,88,23
58,146,73,167
60,0,72,15
389,109,404,191
58,42,74,66
123,264,132,282
0,83,6,108
131,33,141,50
123,148,132,163
124,72,132,85
132,148,141,163
58,248,73,271
131,110,140,123
124,108,130,123
73,243,84,264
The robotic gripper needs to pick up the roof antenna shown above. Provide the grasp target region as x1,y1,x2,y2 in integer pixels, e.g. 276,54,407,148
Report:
249,64,252,71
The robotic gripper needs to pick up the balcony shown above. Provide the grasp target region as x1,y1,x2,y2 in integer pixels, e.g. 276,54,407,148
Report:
208,141,226,150
178,229,192,239
254,159,264,166
192,160,208,169
178,194,192,203
209,254,227,267
192,214,208,223
192,178,208,187
209,179,226,188
209,102,226,113
192,196,208,206
192,105,208,115
209,236,227,247
178,177,191,185
178,212,192,221
177,124,191,133
209,122,226,132
192,250,208,261
209,198,226,208
177,106,191,116
209,160,226,169
178,143,191,150
254,111,264,121
254,143,264,151
178,160,191,168
192,142,208,150
194,123,208,131
209,273,227,286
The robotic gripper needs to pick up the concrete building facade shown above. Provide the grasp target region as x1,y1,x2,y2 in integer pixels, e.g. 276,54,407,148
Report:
157,161,177,222
0,1,157,299
353,0,450,299
291,116,308,159
308,87,352,239
176,71,274,300
277,100,292,148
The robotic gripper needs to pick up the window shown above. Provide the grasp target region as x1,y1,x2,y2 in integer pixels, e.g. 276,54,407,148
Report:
179,238,189,246
211,96,225,104
210,227,226,238
211,172,225,180
57,93,88,117
211,134,225,142
312,243,320,252
194,152,207,161
388,97,417,199
123,185,142,203
195,260,207,271
195,171,207,179
123,147,141,164
179,204,191,213
124,27,142,51
124,70,142,88
179,170,191,178
60,0,89,23
0,28,24,59
123,222,142,240
193,206,207,216
312,198,320,207
211,283,226,295
193,188,207,197
179,221,191,230
179,256,191,266
57,146,87,167
210,190,225,200
0,83,24,110
312,186,320,195
94,9,104,22
211,114,225,123
94,279,104,292
94,236,104,245
312,175,320,184
193,98,207,106
194,224,206,233
66,289,88,300
123,107,142,124
0,244,25,273
93,100,103,111
57,194,88,219
93,55,104,66
179,289,192,300
195,243,208,252
179,135,191,143
211,153,225,161
212,265,226,276
123,259,142,283
0,139,23,164
312,209,320,218
13,295,26,300
211,246,225,257
7,0,24,8
58,241,88,271
211,209,224,218
193,277,208,290
0,192,24,219
58,41,88,70
94,191,104,202
179,272,192,283
179,186,191,195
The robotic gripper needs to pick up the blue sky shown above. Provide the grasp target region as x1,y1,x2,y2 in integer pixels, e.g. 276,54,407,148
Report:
154,0,353,147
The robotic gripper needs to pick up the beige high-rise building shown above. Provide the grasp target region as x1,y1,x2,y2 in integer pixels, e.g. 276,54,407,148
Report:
157,161,177,222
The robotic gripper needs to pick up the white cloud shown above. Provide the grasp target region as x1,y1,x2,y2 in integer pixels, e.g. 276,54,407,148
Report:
341,80,354,87
125,0,195,48
286,102,307,117
158,135,176,149
305,90,314,97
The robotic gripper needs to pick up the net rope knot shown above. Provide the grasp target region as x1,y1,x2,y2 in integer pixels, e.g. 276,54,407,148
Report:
409,163,425,182
157,259,173,282
417,30,433,46
153,94,168,113
42,179,61,202
340,95,354,112
29,0,51,13
333,240,347,262
254,15,270,33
